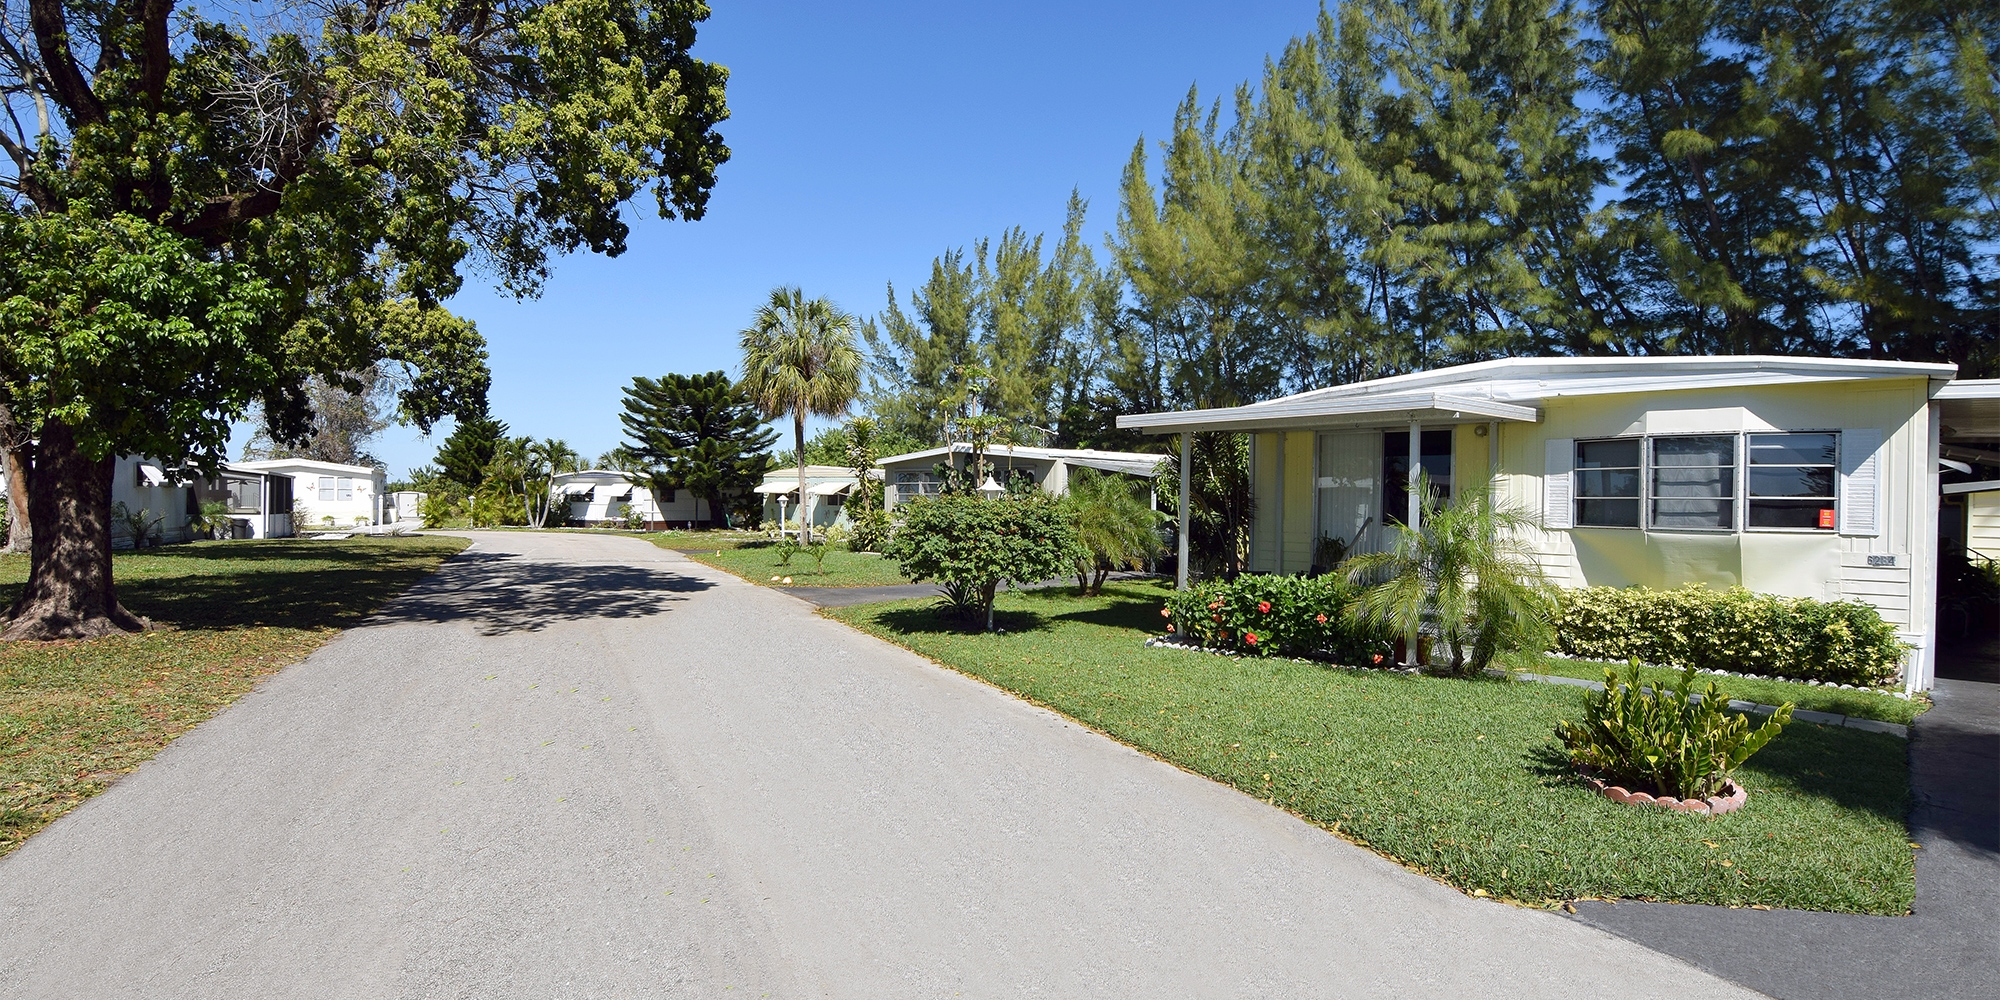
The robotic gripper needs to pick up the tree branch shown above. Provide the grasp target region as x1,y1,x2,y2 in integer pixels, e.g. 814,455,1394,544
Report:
138,0,169,107
26,0,100,125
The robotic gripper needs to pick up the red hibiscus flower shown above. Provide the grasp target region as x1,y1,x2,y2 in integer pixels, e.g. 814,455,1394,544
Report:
1257,601,1271,614
1160,607,1171,618
1245,632,1259,645
1315,613,1328,624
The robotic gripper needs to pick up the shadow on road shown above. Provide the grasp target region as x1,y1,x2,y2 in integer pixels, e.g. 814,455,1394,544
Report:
366,549,715,635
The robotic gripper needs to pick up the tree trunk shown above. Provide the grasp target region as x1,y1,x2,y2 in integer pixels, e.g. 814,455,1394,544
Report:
0,403,32,555
795,408,810,545
981,579,999,632
2,443,31,555
704,490,726,530
3,422,148,640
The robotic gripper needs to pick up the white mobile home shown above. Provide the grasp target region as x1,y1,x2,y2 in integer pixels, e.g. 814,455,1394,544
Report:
877,443,1165,511
549,470,732,528
229,459,387,531
1119,356,2000,692
755,465,862,531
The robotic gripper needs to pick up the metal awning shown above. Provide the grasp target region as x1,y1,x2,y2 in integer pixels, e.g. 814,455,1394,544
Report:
1116,390,1539,435
755,480,852,496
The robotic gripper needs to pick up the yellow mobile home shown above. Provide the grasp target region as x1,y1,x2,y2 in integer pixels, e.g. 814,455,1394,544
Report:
1119,356,2000,692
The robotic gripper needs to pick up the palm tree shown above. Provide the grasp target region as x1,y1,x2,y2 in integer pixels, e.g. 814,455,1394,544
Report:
1060,468,1164,594
739,287,862,543
1344,473,1555,676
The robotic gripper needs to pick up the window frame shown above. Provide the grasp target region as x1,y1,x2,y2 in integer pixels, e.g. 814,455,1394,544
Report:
1559,430,1843,535
1744,430,1840,533
1572,437,1644,530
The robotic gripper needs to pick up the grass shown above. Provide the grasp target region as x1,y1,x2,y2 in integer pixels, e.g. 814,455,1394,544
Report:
1522,657,1926,726
827,581,1915,915
0,536,469,858
687,543,908,587
640,529,767,552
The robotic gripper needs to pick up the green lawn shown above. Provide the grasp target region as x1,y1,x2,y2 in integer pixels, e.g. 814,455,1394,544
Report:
1521,657,1926,726
827,581,1915,914
0,536,469,858
688,544,908,587
640,529,767,552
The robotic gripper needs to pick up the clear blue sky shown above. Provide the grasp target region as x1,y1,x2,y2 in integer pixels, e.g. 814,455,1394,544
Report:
244,2,1324,478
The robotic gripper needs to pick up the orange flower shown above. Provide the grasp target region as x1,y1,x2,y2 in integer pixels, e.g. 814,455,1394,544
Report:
1315,613,1328,624
1245,632,1259,645
1166,624,1175,632
1207,599,1223,610
1257,601,1271,614
1371,653,1384,664
1160,607,1171,618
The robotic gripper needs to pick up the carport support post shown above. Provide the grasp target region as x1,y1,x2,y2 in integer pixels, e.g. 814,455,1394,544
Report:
1177,432,1191,590
1407,418,1422,667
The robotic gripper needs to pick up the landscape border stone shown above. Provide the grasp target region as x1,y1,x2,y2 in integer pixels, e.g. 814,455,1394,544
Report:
1578,770,1748,817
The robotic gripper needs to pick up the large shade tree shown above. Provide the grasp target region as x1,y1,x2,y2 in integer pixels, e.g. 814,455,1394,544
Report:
619,370,775,528
739,287,862,544
0,0,729,637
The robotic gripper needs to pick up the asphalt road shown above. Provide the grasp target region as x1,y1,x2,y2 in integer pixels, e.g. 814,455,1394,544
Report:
0,531,1759,999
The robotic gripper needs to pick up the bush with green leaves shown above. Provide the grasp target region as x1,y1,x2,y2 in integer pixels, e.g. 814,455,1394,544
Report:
886,492,1081,630
847,507,890,552
1556,664,1793,801
1554,585,1909,686
1163,574,1392,663
189,500,233,540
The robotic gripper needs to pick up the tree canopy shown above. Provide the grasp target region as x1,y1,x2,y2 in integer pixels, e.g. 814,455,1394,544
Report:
0,0,730,636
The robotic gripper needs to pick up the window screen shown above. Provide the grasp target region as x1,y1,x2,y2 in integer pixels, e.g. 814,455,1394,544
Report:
1574,439,1641,527
318,476,335,501
337,478,354,502
1748,432,1837,529
1651,436,1734,530
894,472,941,503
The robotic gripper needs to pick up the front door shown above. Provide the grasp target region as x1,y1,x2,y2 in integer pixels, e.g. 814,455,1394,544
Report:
1316,431,1381,567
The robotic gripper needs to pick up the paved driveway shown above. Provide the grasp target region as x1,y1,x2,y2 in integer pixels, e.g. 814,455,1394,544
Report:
0,532,1756,998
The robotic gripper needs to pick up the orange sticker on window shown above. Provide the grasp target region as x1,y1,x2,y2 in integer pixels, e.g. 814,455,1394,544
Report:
1818,508,1836,529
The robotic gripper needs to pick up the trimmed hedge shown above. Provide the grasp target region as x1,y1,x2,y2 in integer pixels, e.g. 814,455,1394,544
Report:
1163,574,1393,663
1554,585,1909,687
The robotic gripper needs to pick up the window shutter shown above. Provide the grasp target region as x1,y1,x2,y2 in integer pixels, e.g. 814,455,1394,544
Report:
1544,438,1574,529
1839,429,1882,537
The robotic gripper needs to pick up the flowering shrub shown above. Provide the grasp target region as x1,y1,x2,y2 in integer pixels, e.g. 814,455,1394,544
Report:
1555,585,1909,687
1163,574,1392,663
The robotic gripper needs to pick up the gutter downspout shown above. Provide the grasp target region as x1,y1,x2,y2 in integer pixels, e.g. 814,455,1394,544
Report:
1178,432,1191,590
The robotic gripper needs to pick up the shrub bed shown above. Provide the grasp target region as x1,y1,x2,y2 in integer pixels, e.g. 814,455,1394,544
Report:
1163,574,1393,663
1554,585,1908,687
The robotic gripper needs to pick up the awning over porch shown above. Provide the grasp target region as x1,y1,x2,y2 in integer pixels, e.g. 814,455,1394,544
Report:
1115,389,1539,435
754,480,851,496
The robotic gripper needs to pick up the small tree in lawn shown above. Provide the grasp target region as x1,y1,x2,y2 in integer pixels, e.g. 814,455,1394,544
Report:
1060,468,1164,595
620,371,775,529
1344,473,1555,676
887,493,1080,631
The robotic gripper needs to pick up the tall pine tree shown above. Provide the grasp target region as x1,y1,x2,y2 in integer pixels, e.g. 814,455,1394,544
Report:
620,372,776,529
